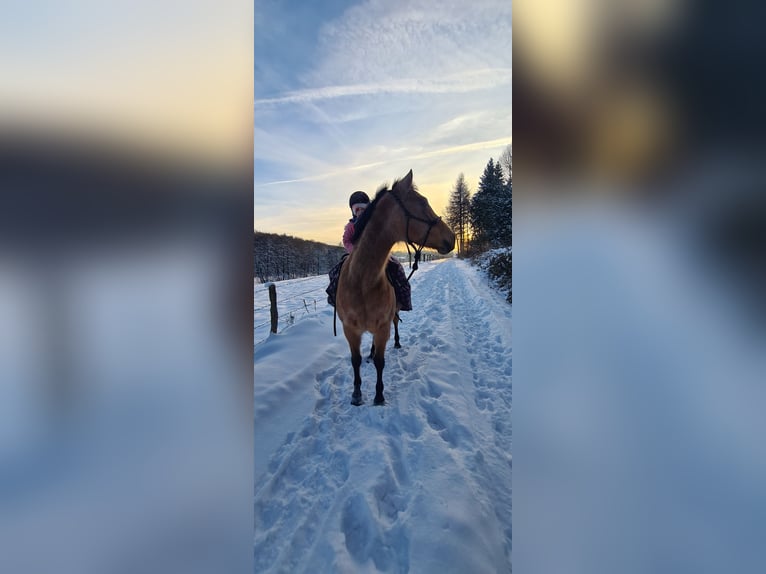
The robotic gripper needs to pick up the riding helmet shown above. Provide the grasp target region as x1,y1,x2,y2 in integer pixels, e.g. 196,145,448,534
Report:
349,191,370,208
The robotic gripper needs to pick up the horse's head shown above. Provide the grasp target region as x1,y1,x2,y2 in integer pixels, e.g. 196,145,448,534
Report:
389,170,456,255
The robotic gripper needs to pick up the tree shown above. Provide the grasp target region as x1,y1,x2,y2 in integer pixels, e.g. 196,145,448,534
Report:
493,156,512,246
445,173,472,256
471,158,501,249
499,144,512,187
498,145,513,245
470,156,512,250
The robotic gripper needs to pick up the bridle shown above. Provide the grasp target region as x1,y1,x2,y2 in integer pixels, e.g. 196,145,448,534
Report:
387,189,442,280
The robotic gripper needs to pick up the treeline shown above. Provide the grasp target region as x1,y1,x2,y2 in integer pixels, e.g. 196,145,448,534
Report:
445,144,512,256
445,143,512,303
254,231,345,283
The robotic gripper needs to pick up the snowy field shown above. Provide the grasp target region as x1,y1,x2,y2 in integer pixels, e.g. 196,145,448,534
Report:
254,258,512,573
254,275,332,347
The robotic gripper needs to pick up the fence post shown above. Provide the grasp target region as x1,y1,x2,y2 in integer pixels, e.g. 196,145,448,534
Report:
268,283,278,333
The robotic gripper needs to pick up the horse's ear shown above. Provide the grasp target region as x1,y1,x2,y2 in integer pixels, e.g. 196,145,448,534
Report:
399,169,413,194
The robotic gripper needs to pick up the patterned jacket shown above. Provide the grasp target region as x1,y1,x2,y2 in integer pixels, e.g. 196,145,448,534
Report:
342,219,356,253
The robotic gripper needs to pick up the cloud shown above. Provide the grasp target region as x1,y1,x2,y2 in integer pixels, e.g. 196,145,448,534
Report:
255,137,510,187
255,0,512,107
410,137,512,160
254,68,512,106
424,109,513,147
308,0,512,85
253,125,337,176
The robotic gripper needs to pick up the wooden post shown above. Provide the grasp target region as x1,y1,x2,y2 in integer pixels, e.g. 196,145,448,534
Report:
268,283,278,333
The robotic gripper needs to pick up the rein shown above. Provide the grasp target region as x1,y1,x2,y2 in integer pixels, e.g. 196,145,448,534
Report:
387,190,441,280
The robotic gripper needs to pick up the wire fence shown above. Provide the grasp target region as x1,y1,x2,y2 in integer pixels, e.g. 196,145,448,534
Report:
254,276,332,345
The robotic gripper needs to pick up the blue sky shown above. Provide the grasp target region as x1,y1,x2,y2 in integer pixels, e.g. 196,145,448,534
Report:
254,0,512,245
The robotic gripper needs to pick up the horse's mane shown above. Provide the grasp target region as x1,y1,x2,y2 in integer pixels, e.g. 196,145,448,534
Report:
350,175,418,244
350,183,388,244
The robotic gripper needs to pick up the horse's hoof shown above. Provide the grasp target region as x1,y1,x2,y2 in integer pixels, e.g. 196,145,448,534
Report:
373,396,385,406
351,395,364,406
394,343,401,349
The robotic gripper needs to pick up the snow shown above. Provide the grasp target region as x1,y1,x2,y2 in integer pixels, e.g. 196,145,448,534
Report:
254,258,512,573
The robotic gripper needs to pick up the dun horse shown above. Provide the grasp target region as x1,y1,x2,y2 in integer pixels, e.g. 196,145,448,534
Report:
336,170,455,405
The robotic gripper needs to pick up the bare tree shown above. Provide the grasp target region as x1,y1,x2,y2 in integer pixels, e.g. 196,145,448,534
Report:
499,143,512,186
445,173,472,256
254,231,345,282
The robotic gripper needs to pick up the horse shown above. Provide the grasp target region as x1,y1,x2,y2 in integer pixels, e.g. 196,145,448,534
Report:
336,170,456,405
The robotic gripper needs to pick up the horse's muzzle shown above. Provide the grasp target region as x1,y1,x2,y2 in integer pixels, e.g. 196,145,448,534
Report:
437,237,455,254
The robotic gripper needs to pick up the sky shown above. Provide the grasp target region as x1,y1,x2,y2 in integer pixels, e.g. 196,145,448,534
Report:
254,0,512,245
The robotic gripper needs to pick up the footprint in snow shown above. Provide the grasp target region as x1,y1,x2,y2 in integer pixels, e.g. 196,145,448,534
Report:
372,466,408,524
422,400,474,448
341,493,376,561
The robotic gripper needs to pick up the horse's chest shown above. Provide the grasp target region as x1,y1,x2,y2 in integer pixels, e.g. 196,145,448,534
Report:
342,287,395,327
338,265,395,329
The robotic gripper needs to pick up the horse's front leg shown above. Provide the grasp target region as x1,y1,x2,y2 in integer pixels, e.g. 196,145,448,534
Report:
351,352,363,405
372,326,390,405
346,330,364,406
393,312,401,349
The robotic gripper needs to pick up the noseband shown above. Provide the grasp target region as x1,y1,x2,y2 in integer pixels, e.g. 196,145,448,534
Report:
387,189,442,279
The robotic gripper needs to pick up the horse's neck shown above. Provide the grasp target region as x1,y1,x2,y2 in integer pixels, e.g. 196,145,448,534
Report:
349,216,395,284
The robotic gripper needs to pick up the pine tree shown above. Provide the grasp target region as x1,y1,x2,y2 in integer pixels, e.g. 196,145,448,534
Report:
445,173,472,256
471,155,512,250
471,158,500,249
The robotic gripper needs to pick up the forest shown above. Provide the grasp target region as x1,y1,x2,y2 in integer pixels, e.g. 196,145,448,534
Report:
445,144,512,302
253,231,346,283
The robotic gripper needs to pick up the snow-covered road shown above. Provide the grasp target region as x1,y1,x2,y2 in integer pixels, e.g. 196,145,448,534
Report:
254,258,512,573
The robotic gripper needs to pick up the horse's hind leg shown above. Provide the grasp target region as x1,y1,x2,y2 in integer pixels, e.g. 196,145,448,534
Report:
345,330,364,406
393,312,401,349
367,343,375,363
372,326,390,405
